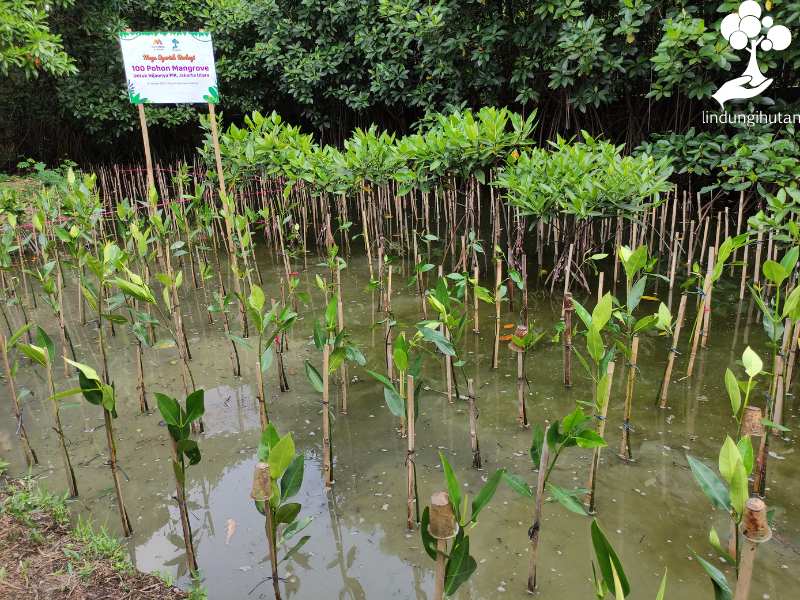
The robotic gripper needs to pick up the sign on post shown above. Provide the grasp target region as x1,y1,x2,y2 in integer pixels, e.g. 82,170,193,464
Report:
118,31,219,104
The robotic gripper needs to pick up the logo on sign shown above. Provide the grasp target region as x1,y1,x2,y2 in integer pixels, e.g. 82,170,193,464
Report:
172,38,180,50
152,38,165,50
713,1,792,109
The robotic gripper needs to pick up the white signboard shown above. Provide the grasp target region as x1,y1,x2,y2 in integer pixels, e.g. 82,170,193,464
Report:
118,31,219,104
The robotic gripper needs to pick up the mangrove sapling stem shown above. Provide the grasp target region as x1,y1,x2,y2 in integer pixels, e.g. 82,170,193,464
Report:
336,264,348,414
527,424,551,593
771,320,792,428
0,334,38,466
659,293,688,409
563,292,573,387
739,242,750,301
407,375,417,530
513,341,529,429
47,357,79,498
472,265,480,334
586,361,616,515
467,378,482,468
492,257,502,369
135,338,148,413
103,408,133,537
734,498,772,600
619,336,639,462
322,344,333,488
170,436,199,574
561,243,574,318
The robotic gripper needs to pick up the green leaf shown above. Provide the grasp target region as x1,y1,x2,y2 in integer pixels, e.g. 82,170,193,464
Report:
268,434,296,480
627,276,647,312
470,469,504,524
185,389,205,424
762,260,788,286
18,343,47,367
575,429,607,449
736,436,754,476
420,507,437,561
591,520,630,598
279,535,310,564
418,325,455,356
304,361,324,393
547,483,588,516
529,424,545,467
275,502,301,525
718,436,740,484
741,347,762,378
655,568,668,600
260,346,274,373
177,439,201,465
64,358,101,384
686,455,731,512
439,452,462,522
724,369,741,418
155,392,181,428
281,454,304,500
444,533,477,596
35,327,54,364
729,460,748,517
692,550,732,600
503,472,533,498
248,285,265,312
592,293,613,331
587,325,605,363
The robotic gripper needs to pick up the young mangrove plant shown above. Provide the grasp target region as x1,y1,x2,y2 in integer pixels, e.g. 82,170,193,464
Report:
590,519,667,599
304,295,365,488
155,389,206,574
59,359,133,536
420,452,504,600
250,423,311,600
506,407,607,592
0,324,38,465
240,284,298,430
19,326,78,497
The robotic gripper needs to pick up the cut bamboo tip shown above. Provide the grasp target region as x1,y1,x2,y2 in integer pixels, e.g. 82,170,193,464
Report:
429,492,458,540
742,497,771,543
251,462,272,501
741,406,765,437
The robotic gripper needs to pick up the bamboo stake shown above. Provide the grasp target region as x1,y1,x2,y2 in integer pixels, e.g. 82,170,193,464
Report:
406,375,417,529
430,492,456,600
563,292,573,387
103,408,133,536
322,345,332,488
619,336,639,462
586,361,616,514
734,498,772,600
492,257,502,369
659,294,688,409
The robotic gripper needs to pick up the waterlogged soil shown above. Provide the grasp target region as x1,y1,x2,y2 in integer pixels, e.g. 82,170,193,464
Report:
2,254,799,599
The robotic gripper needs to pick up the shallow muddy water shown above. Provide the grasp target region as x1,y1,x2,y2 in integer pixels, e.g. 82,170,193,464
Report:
2,253,800,599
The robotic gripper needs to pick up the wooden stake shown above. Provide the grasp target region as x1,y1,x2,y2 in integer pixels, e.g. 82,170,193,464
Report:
406,375,417,529
492,257,502,369
659,294,688,409
586,361,616,514
619,336,639,462
322,345,332,488
563,292,573,387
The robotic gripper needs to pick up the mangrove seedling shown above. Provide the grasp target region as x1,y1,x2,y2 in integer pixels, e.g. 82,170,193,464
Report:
305,295,365,488
590,519,667,599
687,434,755,586
59,359,133,536
0,324,38,465
18,326,78,497
505,407,607,592
420,453,504,599
251,423,311,600
155,389,206,574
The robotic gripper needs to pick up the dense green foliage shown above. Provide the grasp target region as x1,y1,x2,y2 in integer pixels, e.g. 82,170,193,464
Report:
2,1,800,172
